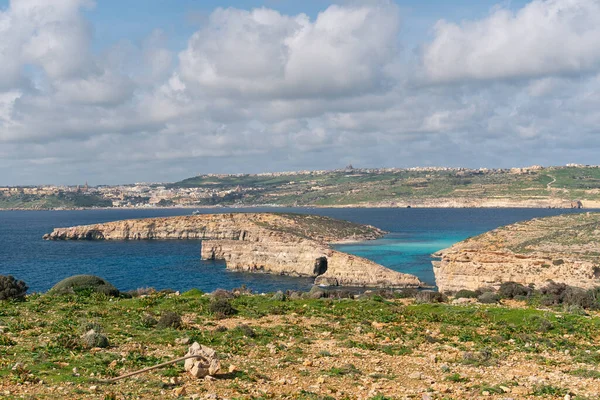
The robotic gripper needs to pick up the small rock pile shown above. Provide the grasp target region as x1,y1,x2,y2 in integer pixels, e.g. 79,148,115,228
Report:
184,342,220,378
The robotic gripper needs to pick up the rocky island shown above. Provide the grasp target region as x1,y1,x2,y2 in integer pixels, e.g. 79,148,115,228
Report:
44,213,424,288
433,212,600,292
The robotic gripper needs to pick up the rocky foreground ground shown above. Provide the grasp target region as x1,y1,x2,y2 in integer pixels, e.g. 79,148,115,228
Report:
1,289,600,399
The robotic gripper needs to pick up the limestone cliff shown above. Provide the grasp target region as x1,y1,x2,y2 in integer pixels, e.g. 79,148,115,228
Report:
44,213,424,288
433,213,600,292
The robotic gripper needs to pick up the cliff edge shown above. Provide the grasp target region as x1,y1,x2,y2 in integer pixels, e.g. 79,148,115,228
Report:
44,213,424,288
433,212,600,292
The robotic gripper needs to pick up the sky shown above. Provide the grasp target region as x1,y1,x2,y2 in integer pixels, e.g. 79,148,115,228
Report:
0,0,599,185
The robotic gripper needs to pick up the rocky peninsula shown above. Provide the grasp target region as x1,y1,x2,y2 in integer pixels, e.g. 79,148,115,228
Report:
433,213,600,292
44,213,424,288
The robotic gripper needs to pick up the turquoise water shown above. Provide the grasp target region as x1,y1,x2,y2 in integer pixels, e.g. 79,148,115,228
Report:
0,207,589,292
334,232,466,286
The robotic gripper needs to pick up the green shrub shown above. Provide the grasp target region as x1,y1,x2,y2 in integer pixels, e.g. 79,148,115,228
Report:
498,282,531,299
527,315,553,333
141,313,158,328
538,282,600,309
55,333,81,350
394,288,418,299
181,288,204,298
308,286,326,299
477,292,500,304
328,290,354,299
562,287,598,310
49,275,119,297
539,281,567,305
271,291,286,301
454,289,480,299
0,275,28,301
415,291,446,304
209,299,237,317
82,322,103,334
0,334,16,346
236,324,256,338
81,330,109,349
156,312,182,329
462,348,495,366
371,290,397,300
211,289,234,300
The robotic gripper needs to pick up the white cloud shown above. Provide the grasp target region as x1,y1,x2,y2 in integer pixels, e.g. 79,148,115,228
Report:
179,3,400,98
423,0,600,82
3,0,600,185
0,0,95,88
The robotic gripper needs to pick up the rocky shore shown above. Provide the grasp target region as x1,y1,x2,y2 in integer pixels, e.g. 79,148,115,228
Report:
44,213,424,289
433,213,600,292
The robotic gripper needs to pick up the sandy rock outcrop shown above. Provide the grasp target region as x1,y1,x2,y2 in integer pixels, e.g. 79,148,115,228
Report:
433,213,600,292
45,212,424,288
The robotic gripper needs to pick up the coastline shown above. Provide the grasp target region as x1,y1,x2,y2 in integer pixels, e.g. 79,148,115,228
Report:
0,201,594,211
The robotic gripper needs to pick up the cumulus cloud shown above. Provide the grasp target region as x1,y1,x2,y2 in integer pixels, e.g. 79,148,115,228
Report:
179,3,400,98
0,0,94,88
423,0,600,82
2,0,600,185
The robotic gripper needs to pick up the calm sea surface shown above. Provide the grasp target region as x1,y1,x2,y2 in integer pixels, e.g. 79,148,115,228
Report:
0,208,588,293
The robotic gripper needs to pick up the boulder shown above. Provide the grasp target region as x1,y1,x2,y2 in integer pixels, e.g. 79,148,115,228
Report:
184,342,220,378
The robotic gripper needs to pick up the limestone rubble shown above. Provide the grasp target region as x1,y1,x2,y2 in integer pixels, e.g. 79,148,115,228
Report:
44,213,424,288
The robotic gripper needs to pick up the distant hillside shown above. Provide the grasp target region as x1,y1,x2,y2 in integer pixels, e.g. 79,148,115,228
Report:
4,165,600,209
169,166,600,208
0,192,112,210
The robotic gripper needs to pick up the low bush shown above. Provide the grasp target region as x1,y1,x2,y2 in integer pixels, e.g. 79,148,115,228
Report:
308,286,326,299
539,281,568,305
127,287,156,297
329,290,354,299
48,275,119,297
236,324,256,338
477,292,500,304
538,282,600,310
527,315,553,333
141,313,158,328
0,275,28,301
462,348,495,366
209,299,237,317
211,289,234,300
498,282,531,299
562,287,599,310
55,333,81,350
415,291,446,304
395,288,418,299
81,330,109,349
82,322,103,334
271,291,286,301
156,312,182,329
454,290,480,299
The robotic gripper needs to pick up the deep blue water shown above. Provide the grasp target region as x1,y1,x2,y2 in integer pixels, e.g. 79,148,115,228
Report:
0,208,589,293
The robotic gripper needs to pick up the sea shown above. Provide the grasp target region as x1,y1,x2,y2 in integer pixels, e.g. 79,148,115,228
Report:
0,208,589,294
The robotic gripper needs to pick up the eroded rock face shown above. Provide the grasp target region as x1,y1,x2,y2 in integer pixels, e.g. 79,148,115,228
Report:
433,213,600,292
44,213,424,288
201,238,423,288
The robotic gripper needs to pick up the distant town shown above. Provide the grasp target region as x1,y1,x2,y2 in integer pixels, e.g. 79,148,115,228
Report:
1,164,598,209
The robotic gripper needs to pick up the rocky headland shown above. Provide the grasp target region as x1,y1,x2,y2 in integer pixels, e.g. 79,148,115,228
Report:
44,213,424,288
433,213,600,292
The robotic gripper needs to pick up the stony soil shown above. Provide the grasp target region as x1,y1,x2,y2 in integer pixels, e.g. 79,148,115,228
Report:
1,292,600,399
